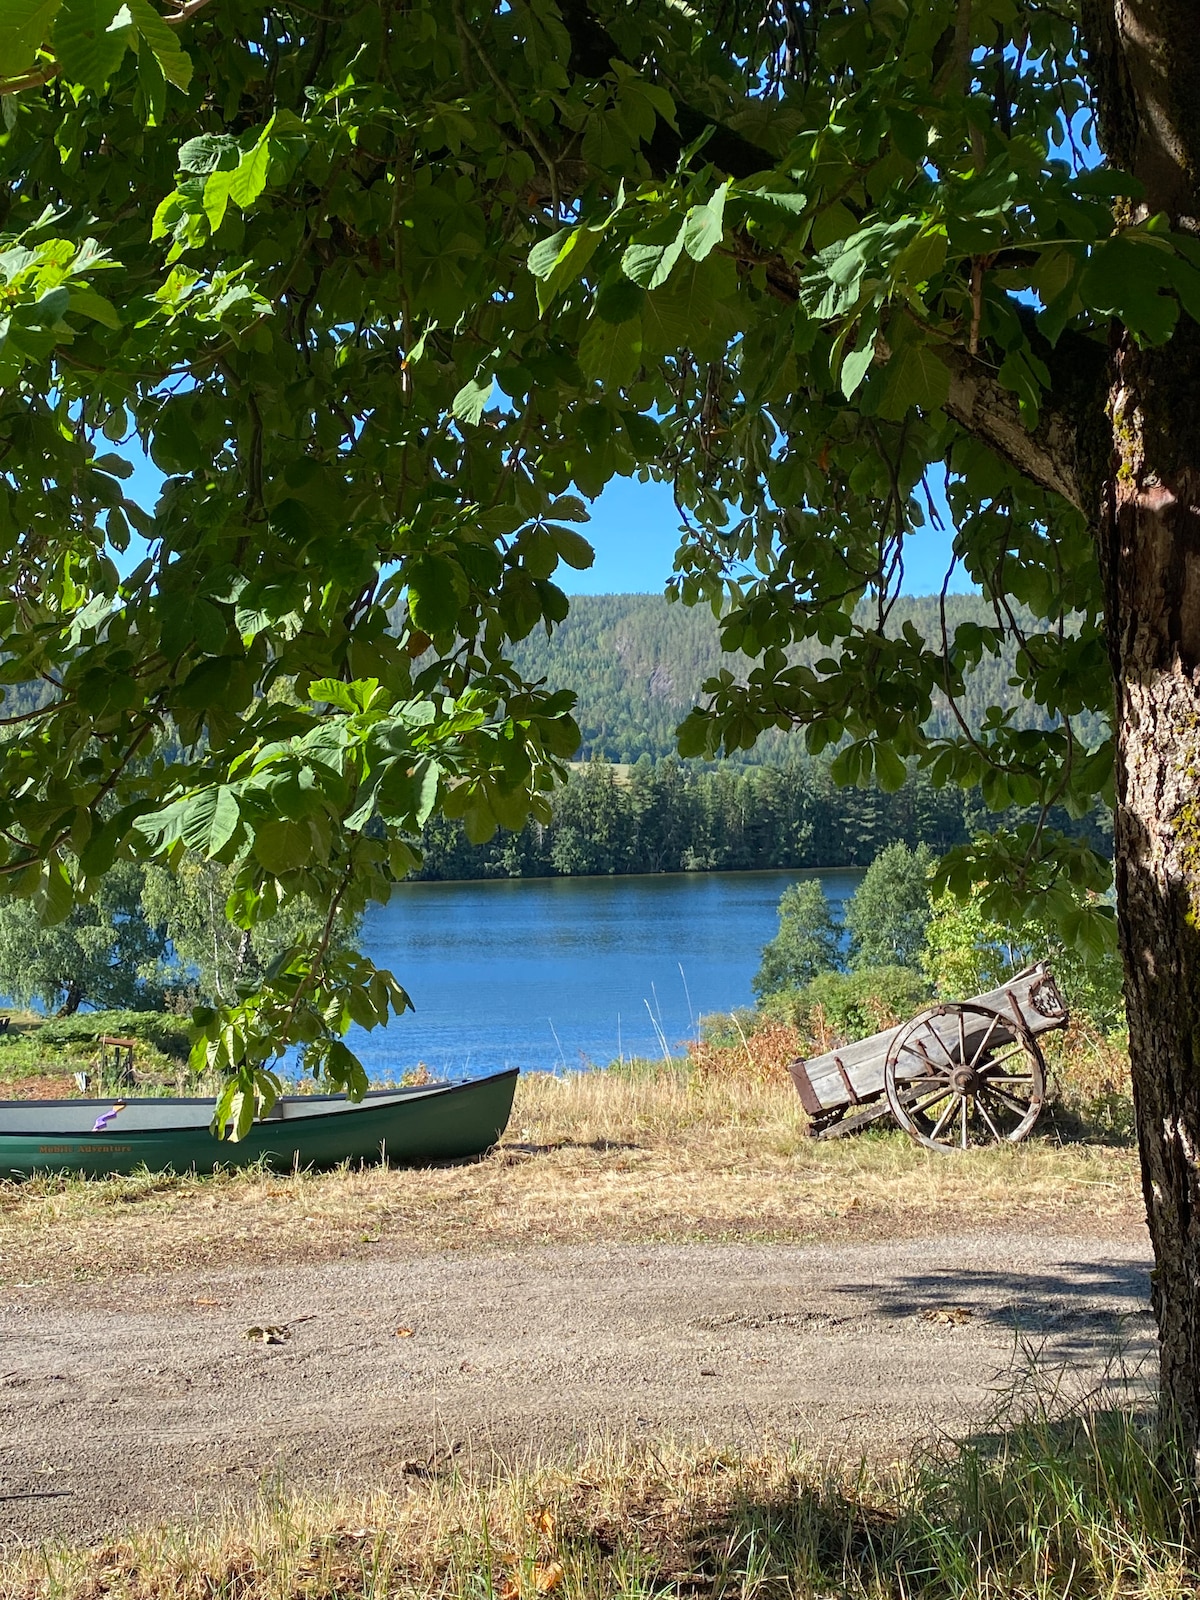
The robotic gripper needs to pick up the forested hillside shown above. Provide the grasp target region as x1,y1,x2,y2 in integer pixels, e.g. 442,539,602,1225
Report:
414,755,1111,881
508,594,1106,762
3,591,1111,885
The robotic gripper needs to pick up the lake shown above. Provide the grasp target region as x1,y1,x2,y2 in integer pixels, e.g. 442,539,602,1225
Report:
341,868,863,1082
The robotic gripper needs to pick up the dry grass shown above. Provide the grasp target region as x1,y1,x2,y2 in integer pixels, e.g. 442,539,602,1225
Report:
0,1065,1141,1289
1,1405,1192,1600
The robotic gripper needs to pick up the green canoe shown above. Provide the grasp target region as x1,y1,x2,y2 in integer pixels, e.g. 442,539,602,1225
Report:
0,1068,518,1178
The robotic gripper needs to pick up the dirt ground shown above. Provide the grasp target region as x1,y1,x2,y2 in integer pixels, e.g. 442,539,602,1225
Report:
0,1226,1153,1547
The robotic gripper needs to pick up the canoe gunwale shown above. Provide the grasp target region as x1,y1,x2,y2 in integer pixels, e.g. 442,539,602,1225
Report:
0,1069,520,1134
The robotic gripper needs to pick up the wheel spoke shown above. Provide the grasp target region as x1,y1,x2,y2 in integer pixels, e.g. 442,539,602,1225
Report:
960,1095,968,1149
966,1010,1003,1072
984,1070,1036,1086
909,1024,958,1071
930,1097,959,1142
895,1044,946,1084
930,1026,960,1069
979,1086,1019,1128
957,1008,967,1068
988,1083,1035,1115
980,1045,1026,1072
976,1094,1005,1143
907,1086,954,1118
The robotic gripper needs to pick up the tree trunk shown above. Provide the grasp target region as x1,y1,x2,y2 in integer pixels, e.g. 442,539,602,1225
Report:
1081,0,1200,1457
1101,318,1200,1458
55,983,82,1017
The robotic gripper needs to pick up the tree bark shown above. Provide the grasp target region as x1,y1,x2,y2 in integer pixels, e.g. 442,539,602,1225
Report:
56,982,82,1017
1082,0,1200,1459
1100,318,1200,1459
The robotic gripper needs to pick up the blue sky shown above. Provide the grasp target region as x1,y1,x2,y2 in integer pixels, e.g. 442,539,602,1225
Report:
569,472,972,595
122,451,971,597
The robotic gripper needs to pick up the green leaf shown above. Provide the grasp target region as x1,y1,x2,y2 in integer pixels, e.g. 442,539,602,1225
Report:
528,225,601,314
178,132,238,174
406,553,466,634
307,677,359,713
622,225,686,290
181,786,241,857
839,341,875,399
376,757,441,828
1070,168,1144,199
451,374,493,424
0,0,60,77
36,857,74,925
1079,234,1180,345
873,743,907,792
596,277,644,324
1168,251,1200,326
741,186,808,217
203,166,236,231
550,526,594,571
683,182,728,262
52,0,126,88
126,0,190,89
527,227,571,280
229,136,271,209
579,313,641,388
136,28,164,122
327,1038,369,1099
254,818,314,874
68,285,121,328
878,342,950,420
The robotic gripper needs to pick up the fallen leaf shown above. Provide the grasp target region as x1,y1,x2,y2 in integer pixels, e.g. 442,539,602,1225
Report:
360,1232,381,1244
192,1297,223,1308
244,1325,291,1344
920,1306,973,1326
531,1507,556,1539
395,1326,414,1338
496,1562,564,1600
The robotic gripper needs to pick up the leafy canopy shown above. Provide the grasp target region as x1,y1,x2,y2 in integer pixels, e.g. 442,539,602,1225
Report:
0,861,169,1015
844,841,936,970
753,879,842,997
0,0,1173,1112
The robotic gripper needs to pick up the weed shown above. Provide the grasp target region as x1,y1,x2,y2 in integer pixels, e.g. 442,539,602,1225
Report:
1,1403,1189,1599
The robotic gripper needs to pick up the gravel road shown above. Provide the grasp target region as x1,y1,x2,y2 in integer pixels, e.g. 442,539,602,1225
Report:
0,1230,1154,1546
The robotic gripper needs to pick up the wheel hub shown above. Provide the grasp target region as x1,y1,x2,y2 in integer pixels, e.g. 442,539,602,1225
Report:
951,1066,977,1094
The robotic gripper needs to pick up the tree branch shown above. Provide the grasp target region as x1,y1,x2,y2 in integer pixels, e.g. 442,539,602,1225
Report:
554,0,1092,513
0,0,217,97
555,0,776,180
939,342,1085,511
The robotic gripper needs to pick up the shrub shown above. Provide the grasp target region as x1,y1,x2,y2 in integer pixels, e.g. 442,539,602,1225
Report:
844,841,936,969
687,1018,807,1085
752,879,842,998
762,965,931,1048
32,1010,192,1061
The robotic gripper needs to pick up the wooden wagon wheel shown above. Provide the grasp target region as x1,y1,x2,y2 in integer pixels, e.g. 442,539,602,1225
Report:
883,1002,1046,1153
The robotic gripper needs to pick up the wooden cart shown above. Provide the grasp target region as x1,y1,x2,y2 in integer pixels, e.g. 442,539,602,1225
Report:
788,963,1068,1153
